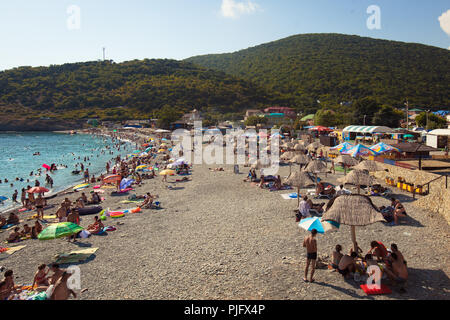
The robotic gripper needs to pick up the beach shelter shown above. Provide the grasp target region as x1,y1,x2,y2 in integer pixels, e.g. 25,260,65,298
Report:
103,175,122,184
289,154,310,173
369,142,400,154
309,126,333,133
303,160,327,185
341,144,379,158
322,195,386,252
306,141,322,152
283,171,314,206
280,151,295,161
353,160,384,172
333,155,359,175
298,217,340,234
330,142,354,153
338,169,375,194
120,178,135,190
159,169,176,176
38,222,84,240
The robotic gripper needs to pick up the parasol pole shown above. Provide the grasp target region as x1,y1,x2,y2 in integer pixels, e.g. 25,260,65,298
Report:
297,187,300,207
351,226,357,253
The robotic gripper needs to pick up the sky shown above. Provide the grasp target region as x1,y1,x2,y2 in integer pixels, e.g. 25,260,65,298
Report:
0,0,449,71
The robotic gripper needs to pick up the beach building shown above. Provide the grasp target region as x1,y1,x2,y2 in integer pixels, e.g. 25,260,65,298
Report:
390,142,438,159
244,109,264,121
426,129,450,149
263,106,297,119
342,125,394,142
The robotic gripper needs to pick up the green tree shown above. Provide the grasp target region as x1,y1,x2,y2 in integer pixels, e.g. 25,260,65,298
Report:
415,112,447,130
352,97,381,125
244,115,268,127
314,109,337,127
156,105,183,129
372,105,403,128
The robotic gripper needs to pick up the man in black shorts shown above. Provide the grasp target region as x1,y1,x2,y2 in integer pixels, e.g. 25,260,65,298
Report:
303,229,318,282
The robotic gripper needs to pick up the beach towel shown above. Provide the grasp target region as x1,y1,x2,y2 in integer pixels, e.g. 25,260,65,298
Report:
281,194,298,200
1,224,16,230
360,284,392,295
0,245,26,260
54,247,98,264
269,185,293,192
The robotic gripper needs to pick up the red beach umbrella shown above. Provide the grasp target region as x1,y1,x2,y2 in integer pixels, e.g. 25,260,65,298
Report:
27,186,49,194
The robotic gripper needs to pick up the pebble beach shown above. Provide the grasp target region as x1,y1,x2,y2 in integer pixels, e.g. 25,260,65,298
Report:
1,131,449,300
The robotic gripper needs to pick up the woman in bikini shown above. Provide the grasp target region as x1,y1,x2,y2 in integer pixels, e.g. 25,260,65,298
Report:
32,264,49,290
392,198,407,225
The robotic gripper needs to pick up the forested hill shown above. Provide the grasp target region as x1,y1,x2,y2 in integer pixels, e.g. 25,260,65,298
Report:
186,33,450,110
0,59,287,120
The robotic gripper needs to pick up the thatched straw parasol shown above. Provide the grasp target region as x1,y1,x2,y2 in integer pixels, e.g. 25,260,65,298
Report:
289,154,310,173
353,160,384,172
338,169,375,194
322,195,386,252
333,155,359,175
307,141,322,152
293,143,306,152
280,151,295,161
283,171,314,206
303,159,327,185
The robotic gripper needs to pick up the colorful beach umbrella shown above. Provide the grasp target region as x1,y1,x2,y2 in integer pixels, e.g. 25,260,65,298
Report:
330,142,354,152
159,169,176,176
136,165,148,170
369,142,400,154
341,144,379,158
298,217,340,234
0,196,8,201
38,222,84,240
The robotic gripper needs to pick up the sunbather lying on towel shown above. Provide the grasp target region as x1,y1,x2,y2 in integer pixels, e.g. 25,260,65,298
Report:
0,215,6,228
7,227,21,243
6,212,19,225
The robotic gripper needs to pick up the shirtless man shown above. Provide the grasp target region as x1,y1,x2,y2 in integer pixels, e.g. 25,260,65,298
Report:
7,227,21,243
387,243,406,266
6,212,19,225
368,241,388,262
47,264,64,286
0,215,6,228
338,252,358,279
49,272,77,300
56,203,68,222
66,209,80,242
331,245,343,270
384,252,408,292
35,194,47,220
302,229,318,282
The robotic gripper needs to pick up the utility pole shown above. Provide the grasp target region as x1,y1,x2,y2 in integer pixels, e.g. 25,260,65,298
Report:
426,109,430,131
405,99,409,130
103,47,106,61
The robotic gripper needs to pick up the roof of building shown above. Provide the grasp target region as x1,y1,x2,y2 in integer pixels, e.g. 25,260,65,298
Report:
390,142,438,153
343,126,394,134
427,129,450,136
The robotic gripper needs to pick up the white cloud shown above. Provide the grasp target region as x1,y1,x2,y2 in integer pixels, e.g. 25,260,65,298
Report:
438,9,450,36
221,0,259,19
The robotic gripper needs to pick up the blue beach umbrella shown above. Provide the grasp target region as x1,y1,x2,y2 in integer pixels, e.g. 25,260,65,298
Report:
298,217,340,234
0,196,8,201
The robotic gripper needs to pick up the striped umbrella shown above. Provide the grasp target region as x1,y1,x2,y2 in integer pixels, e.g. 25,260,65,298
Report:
298,217,340,234
38,222,84,240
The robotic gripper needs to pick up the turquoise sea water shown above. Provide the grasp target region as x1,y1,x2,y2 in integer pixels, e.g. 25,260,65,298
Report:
0,132,134,211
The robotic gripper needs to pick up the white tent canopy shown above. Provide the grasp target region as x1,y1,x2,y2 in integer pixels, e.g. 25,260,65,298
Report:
343,126,394,134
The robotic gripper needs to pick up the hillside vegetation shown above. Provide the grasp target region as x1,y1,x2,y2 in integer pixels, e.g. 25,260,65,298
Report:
186,33,450,111
0,59,287,121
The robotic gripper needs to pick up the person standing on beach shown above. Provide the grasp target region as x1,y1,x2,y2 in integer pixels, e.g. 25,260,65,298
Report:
12,190,18,203
67,209,80,243
83,169,89,183
35,194,47,220
303,229,318,282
